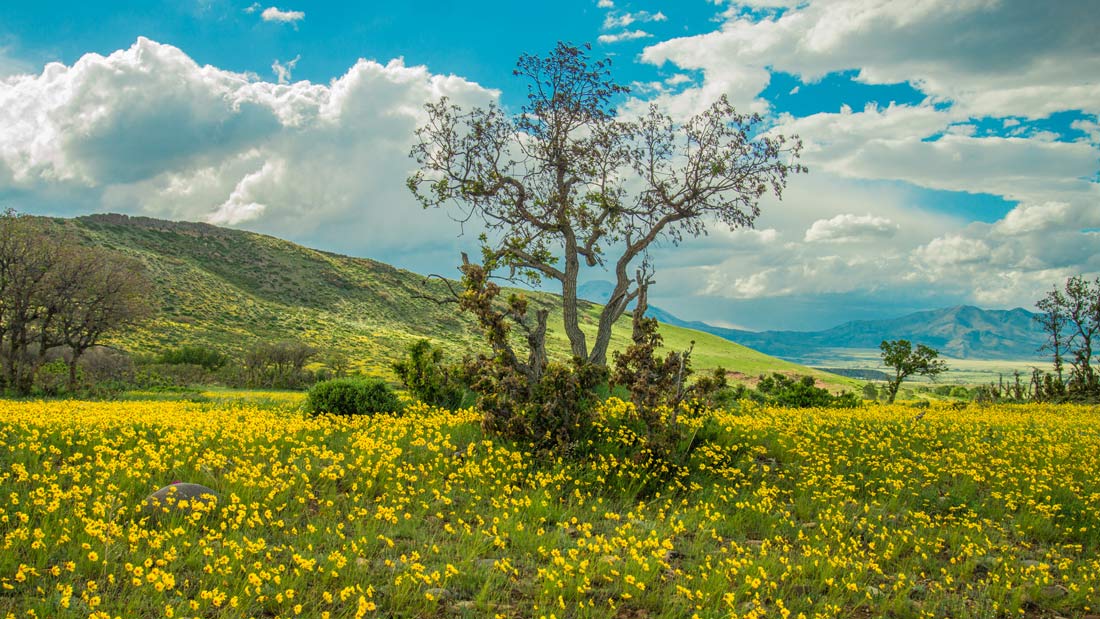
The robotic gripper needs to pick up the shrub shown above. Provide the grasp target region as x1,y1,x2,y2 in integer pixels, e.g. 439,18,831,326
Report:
755,373,860,408
35,361,76,396
157,345,227,371
862,382,880,401
393,340,466,409
465,356,605,452
306,378,402,417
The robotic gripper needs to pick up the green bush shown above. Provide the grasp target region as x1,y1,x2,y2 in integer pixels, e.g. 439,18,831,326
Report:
862,382,880,400
157,345,227,371
306,378,402,416
35,360,77,396
755,373,860,408
950,385,971,399
392,340,466,409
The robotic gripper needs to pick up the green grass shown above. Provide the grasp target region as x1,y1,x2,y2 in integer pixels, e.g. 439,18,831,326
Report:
55,214,855,391
795,347,1051,386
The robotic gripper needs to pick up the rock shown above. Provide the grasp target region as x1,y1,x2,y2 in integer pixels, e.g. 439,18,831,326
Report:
1040,584,1068,599
143,483,219,514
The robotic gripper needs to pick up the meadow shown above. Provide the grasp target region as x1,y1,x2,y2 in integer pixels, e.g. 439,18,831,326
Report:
1,396,1098,619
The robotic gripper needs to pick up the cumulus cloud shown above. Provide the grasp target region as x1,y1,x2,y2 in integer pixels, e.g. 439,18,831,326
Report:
0,37,497,268
260,6,304,24
643,0,1100,119
804,213,897,242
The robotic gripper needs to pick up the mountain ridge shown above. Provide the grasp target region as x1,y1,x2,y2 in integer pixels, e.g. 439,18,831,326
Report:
578,281,1046,361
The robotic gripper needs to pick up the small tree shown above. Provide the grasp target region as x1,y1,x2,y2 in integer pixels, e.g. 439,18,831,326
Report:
1034,285,1069,384
1034,276,1099,396
0,211,152,394
52,250,152,390
409,42,805,367
880,339,947,404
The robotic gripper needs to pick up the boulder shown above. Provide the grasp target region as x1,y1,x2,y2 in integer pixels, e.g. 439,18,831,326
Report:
143,482,219,514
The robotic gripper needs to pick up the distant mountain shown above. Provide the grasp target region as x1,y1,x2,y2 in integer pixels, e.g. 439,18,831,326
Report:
579,280,1047,361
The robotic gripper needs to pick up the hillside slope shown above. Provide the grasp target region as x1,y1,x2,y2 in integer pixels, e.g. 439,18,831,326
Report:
59,215,852,387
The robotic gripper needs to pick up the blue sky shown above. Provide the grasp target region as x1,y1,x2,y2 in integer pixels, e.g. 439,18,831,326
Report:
1,0,1098,330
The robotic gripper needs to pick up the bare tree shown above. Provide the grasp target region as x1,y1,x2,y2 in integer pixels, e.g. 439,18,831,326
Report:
0,212,65,393
1035,285,1069,383
0,210,153,394
1036,276,1099,394
408,42,805,366
52,250,153,390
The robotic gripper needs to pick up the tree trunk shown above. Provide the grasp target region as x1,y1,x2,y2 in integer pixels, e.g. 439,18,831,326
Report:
589,263,634,367
67,355,80,392
560,237,588,360
886,377,902,404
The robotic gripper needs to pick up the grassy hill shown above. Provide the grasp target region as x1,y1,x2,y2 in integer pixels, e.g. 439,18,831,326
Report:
57,214,855,389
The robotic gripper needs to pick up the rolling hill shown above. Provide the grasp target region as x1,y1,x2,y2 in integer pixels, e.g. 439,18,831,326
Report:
54,214,854,388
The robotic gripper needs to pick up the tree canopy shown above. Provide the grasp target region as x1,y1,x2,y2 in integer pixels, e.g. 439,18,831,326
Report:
408,42,805,366
879,339,948,404
0,211,152,394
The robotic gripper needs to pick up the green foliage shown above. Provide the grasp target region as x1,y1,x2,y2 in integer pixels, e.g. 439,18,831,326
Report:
157,345,228,371
950,385,972,399
611,313,693,424
1035,276,1099,397
34,361,77,396
392,340,465,409
880,339,948,404
756,373,861,408
239,340,317,390
862,382,880,400
134,363,219,389
465,357,606,453
306,378,402,417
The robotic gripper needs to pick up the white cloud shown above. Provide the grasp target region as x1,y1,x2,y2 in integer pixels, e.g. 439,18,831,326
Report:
642,0,1100,119
1073,116,1100,144
603,10,667,29
598,30,653,44
914,234,991,268
804,213,897,242
0,37,497,265
0,46,32,78
271,54,300,84
261,6,304,24
597,0,613,7
770,103,1099,209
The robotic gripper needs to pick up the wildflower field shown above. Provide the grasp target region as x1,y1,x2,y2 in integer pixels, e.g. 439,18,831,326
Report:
1,398,1098,619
